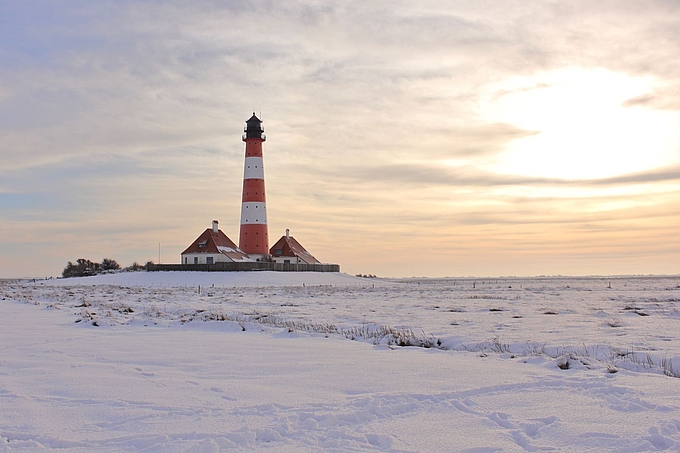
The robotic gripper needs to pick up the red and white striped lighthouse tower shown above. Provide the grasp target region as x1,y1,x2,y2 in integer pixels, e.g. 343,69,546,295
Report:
239,113,269,259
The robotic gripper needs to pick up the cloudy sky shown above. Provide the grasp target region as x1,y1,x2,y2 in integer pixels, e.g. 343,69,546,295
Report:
2,0,680,278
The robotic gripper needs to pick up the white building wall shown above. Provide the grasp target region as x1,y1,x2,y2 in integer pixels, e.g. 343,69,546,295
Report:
271,256,303,264
181,253,233,264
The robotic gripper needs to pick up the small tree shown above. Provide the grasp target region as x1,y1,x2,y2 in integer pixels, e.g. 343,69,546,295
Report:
101,258,120,271
62,259,100,278
62,261,78,278
126,262,145,271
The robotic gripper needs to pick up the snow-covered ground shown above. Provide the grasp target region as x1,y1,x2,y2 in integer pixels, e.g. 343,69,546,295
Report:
38,271,371,289
2,272,680,451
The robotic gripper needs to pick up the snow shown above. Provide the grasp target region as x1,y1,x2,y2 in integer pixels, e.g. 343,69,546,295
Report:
1,273,680,451
40,271,369,288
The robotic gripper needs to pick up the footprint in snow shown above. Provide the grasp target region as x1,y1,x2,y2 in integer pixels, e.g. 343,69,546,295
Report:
134,367,155,377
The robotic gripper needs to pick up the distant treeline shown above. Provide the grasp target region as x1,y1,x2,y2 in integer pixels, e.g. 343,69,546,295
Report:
62,259,154,278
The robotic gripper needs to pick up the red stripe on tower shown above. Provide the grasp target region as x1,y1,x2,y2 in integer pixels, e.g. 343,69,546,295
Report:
239,113,269,258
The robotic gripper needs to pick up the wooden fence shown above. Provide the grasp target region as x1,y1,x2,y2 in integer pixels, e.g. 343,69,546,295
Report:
148,262,340,273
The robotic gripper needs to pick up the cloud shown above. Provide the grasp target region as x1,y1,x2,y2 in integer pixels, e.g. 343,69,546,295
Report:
591,166,680,185
292,160,680,190
622,89,680,111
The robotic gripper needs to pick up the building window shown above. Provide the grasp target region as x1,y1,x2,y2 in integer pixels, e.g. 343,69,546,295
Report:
206,257,214,264
284,259,291,264
194,257,198,264
275,249,282,256
184,257,187,264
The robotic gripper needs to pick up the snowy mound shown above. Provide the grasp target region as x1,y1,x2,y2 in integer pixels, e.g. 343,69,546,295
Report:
42,271,379,288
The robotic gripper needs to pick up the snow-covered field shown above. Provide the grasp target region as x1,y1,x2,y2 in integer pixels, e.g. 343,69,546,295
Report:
2,272,680,451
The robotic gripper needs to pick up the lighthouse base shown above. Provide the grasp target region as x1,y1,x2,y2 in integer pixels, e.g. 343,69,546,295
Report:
247,254,271,262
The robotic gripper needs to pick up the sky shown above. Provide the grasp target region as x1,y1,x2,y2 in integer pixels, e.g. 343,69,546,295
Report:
1,0,680,278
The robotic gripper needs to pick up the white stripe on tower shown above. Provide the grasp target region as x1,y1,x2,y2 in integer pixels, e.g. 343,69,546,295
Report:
240,202,267,224
239,113,269,257
243,157,264,180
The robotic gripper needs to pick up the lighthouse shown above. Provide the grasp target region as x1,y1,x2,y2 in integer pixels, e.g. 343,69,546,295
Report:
239,113,269,260
176,113,339,271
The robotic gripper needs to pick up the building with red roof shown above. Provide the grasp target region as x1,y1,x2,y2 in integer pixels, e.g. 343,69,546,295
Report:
181,220,253,265
269,229,321,265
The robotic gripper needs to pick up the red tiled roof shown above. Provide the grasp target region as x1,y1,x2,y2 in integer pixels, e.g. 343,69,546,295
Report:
181,229,252,262
269,235,321,265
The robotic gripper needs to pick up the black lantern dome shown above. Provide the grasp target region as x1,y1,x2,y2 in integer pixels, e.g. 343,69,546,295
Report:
243,113,266,141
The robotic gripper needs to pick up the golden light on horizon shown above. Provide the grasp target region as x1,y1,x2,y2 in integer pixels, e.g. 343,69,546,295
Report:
481,68,680,181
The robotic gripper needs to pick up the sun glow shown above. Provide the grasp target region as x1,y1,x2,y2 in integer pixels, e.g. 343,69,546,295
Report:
482,68,680,180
